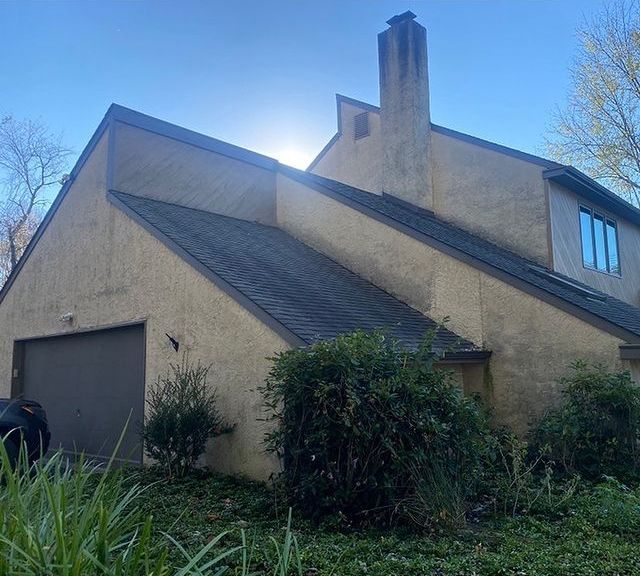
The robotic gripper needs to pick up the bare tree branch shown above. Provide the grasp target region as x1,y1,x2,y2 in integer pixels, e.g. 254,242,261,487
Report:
547,0,640,207
0,115,71,286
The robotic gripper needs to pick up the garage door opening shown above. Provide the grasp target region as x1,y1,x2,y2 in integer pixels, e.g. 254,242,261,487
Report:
12,323,145,464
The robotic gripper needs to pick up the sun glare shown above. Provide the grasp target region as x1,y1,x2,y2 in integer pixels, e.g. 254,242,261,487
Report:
274,148,314,169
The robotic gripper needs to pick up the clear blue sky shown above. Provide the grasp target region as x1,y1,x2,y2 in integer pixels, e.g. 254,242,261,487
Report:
1,0,604,175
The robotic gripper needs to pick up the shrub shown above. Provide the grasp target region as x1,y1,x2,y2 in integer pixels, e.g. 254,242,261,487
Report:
483,429,579,518
143,357,228,478
531,361,640,480
261,330,491,528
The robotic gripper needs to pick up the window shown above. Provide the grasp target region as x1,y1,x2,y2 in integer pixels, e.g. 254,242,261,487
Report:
579,205,621,275
354,112,369,140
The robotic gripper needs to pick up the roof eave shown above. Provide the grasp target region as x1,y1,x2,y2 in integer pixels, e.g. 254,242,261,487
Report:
620,344,640,360
544,166,640,226
280,167,640,344
437,350,492,365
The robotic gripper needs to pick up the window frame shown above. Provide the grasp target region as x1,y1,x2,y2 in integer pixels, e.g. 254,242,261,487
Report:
578,204,621,277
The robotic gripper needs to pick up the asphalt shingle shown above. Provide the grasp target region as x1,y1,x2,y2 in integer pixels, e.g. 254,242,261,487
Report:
280,167,640,342
112,191,482,355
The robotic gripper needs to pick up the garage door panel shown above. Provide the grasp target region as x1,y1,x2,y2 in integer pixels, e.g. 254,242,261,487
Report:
20,324,145,464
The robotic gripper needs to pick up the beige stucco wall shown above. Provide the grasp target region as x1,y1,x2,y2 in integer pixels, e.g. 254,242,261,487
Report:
113,122,277,225
0,131,289,480
311,100,383,194
311,101,550,265
549,181,640,307
431,130,550,265
277,174,627,433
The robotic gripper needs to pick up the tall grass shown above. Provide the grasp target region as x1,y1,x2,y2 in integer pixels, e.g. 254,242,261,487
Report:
0,437,172,575
0,434,309,575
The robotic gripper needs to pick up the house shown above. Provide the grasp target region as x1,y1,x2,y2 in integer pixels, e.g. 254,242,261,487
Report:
1,12,639,480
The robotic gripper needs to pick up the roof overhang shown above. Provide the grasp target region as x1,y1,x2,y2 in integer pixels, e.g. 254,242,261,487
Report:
544,166,640,226
438,350,492,365
620,344,640,360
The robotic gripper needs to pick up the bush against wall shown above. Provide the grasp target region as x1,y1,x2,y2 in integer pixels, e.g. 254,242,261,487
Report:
143,357,229,478
261,330,491,528
531,361,640,480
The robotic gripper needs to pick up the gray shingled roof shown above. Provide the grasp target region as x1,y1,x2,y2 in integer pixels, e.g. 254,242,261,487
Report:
280,167,640,342
111,191,484,356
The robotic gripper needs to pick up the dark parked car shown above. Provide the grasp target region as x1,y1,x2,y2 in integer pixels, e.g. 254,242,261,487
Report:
0,398,50,466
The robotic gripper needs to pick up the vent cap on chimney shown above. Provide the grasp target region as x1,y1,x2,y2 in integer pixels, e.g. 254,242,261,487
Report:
386,11,417,26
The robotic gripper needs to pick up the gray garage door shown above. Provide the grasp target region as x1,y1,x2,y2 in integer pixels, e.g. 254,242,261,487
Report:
19,324,145,464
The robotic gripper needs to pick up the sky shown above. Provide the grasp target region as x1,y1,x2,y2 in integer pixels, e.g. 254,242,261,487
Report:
1,0,606,180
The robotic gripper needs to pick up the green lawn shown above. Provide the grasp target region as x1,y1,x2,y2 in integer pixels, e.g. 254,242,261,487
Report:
127,469,640,576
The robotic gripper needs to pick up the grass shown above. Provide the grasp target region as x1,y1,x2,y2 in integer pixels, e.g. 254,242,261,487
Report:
124,468,640,576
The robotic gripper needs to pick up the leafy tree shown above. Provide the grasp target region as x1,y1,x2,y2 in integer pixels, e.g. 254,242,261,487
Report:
0,116,71,285
548,0,640,206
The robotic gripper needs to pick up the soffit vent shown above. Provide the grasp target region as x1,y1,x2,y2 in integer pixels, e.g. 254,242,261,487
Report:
354,112,370,140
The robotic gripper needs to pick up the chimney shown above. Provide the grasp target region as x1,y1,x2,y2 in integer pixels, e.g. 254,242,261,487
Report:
378,11,432,210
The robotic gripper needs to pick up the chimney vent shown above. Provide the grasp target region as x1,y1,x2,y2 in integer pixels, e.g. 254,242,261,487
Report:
386,10,416,26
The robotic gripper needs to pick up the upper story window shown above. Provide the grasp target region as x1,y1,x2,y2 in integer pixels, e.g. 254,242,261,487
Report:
354,112,369,140
579,205,620,275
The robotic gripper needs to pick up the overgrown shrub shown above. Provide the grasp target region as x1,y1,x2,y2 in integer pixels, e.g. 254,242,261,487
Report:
261,330,491,528
143,357,228,478
531,361,640,480
482,429,579,518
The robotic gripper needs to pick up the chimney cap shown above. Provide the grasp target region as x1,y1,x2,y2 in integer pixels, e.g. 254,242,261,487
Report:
386,11,417,26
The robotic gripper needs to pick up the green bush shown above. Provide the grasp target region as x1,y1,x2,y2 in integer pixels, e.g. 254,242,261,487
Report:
531,361,640,480
261,330,491,528
482,429,579,518
143,357,229,478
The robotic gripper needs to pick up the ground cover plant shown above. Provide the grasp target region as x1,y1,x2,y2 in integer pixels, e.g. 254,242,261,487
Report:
126,467,640,576
3,337,640,575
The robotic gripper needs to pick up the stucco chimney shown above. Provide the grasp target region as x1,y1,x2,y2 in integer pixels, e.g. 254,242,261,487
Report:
378,11,432,210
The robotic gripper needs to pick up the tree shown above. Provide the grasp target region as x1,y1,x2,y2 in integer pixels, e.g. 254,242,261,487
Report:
548,1,640,207
0,116,71,285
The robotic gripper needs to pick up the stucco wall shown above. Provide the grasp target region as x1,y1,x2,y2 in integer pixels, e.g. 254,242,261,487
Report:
310,100,383,194
431,130,550,265
0,132,288,480
113,122,277,225
549,181,640,307
311,100,550,265
276,174,626,433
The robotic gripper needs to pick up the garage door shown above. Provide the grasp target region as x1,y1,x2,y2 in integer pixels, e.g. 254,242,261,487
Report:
18,324,145,464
